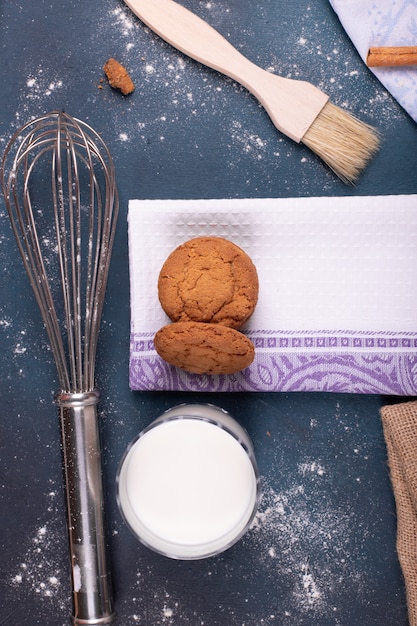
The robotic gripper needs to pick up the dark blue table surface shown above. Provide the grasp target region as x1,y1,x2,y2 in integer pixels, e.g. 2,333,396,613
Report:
1,1,417,624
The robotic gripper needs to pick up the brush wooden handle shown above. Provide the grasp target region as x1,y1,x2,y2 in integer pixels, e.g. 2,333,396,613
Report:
367,46,417,67
123,0,328,142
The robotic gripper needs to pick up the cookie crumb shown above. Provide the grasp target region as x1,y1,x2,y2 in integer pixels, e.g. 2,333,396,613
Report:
103,58,135,95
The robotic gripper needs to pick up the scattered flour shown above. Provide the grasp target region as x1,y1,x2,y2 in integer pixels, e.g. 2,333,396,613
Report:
6,485,70,621
92,0,402,189
9,67,65,134
0,0,405,193
245,469,367,620
25,71,64,101
301,562,322,605
119,457,368,624
298,460,326,476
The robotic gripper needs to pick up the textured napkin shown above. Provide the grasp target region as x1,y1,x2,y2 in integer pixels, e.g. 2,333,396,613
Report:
128,195,417,393
381,401,417,626
329,0,417,123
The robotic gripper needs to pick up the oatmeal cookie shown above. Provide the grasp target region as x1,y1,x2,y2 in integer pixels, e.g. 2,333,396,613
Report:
158,236,258,329
154,321,255,375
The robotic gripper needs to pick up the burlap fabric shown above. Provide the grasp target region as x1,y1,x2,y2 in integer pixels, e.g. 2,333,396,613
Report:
381,401,417,626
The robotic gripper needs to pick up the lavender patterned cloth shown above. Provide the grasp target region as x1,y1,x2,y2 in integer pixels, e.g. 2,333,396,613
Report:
128,196,417,394
330,0,417,123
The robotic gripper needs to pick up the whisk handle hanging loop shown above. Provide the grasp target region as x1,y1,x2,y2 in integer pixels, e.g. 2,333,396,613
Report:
57,390,115,626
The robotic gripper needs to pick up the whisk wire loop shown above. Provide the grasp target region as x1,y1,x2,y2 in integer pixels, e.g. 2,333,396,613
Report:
11,130,71,389
1,111,119,394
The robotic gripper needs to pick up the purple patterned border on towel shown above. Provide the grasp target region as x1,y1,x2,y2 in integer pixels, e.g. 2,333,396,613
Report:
129,330,417,395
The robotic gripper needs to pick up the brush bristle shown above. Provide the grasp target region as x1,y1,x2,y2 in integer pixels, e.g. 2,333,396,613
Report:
302,101,380,184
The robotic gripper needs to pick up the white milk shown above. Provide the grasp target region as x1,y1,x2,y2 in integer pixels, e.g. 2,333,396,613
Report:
117,404,260,559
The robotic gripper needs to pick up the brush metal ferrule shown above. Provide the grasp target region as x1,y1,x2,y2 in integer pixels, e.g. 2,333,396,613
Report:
56,390,115,626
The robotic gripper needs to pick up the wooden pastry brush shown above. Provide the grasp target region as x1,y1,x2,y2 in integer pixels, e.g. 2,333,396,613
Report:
123,0,380,183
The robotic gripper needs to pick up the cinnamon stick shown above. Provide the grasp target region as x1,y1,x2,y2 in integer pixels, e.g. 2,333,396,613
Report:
367,46,417,67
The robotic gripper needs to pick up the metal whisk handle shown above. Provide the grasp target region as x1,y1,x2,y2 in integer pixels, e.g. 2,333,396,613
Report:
57,390,115,625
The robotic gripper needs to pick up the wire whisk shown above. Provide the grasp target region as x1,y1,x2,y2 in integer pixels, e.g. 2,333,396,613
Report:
1,111,119,625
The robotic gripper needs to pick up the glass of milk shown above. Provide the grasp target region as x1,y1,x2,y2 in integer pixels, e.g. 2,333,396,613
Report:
117,403,260,559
